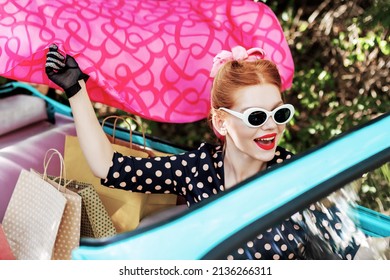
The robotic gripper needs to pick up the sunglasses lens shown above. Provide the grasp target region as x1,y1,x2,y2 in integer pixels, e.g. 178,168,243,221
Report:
274,108,292,124
248,111,267,126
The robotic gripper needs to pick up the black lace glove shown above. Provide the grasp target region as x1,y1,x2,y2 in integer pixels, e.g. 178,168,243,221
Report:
45,44,89,98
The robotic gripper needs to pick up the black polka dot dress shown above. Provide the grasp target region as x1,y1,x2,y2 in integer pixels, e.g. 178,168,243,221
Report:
102,143,361,259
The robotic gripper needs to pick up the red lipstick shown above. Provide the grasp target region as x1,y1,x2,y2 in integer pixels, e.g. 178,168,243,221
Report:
254,133,277,150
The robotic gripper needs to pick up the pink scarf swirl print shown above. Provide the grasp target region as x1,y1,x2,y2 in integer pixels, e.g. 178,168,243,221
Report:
0,0,294,123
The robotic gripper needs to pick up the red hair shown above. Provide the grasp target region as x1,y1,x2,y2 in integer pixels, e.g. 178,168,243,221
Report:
209,59,283,141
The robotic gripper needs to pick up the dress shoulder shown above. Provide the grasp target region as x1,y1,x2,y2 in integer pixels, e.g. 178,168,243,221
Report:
267,146,294,168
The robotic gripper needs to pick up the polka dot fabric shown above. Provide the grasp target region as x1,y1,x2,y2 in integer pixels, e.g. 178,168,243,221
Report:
102,143,360,259
228,206,361,260
294,203,362,260
227,219,306,260
102,143,226,207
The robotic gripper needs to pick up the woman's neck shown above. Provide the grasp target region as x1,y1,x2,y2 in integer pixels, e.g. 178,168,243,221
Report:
223,146,266,189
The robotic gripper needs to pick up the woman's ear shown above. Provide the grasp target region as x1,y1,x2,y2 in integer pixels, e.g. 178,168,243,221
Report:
212,110,227,137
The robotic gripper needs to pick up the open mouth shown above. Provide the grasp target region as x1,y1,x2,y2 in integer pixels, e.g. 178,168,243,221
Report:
254,133,277,150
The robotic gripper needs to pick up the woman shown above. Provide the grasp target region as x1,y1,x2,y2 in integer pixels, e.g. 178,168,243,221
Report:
45,44,363,259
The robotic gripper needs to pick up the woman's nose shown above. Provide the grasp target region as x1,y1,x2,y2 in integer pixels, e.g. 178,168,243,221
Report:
261,116,278,130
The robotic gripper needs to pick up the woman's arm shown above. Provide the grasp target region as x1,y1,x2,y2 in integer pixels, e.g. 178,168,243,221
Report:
69,80,114,179
45,44,113,179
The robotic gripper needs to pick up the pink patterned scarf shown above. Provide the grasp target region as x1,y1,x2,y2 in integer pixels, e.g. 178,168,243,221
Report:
0,0,294,123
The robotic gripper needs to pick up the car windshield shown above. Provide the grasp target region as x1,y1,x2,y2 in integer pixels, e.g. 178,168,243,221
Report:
292,161,389,260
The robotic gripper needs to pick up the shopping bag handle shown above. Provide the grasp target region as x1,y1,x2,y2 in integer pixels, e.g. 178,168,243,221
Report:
43,148,67,189
101,115,147,150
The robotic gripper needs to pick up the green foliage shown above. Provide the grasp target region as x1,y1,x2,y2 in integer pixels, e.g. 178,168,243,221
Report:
358,163,390,215
261,0,390,212
358,0,390,30
0,76,9,85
